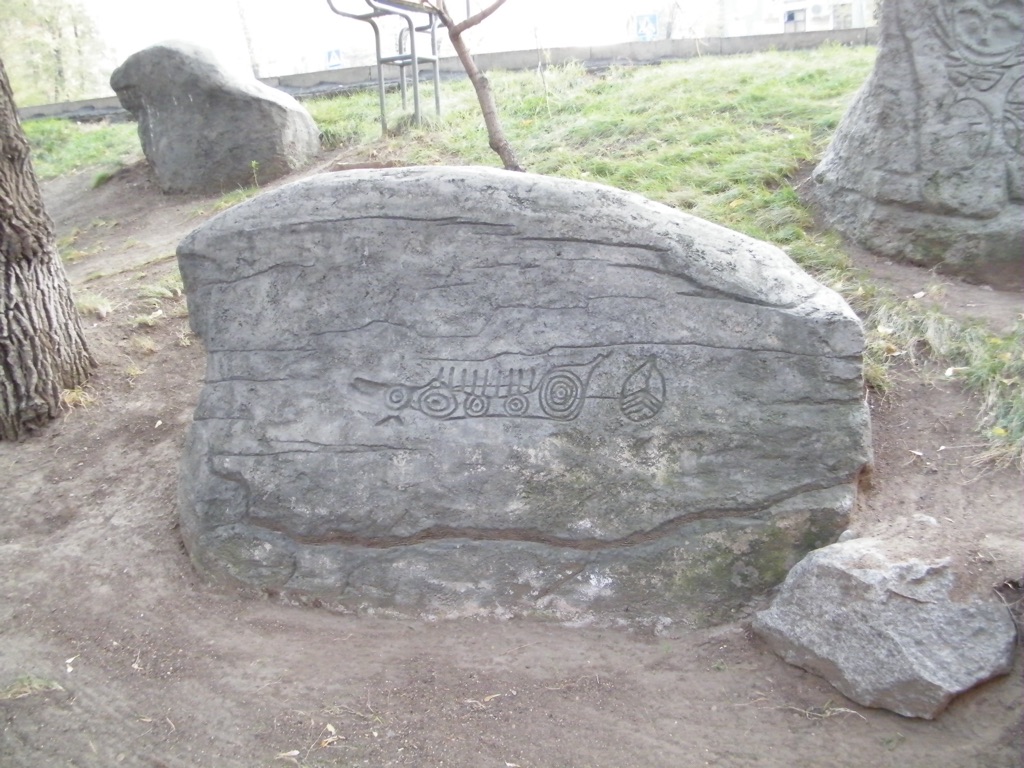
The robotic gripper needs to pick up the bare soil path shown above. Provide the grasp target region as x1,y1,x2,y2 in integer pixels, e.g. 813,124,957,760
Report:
1,156,1021,767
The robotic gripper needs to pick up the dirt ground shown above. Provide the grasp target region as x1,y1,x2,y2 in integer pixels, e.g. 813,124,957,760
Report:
1,153,1021,768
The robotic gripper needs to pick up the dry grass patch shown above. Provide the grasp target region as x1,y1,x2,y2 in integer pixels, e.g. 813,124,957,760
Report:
0,676,65,700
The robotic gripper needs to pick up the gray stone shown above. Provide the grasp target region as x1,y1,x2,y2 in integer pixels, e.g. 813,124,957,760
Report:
176,166,871,627
752,538,1017,719
809,0,1024,287
110,41,320,194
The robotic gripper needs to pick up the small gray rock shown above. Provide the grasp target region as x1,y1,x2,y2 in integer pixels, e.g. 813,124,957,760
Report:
110,41,320,194
753,537,1017,719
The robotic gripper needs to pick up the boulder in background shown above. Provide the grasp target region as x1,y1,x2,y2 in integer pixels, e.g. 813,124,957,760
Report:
111,41,320,194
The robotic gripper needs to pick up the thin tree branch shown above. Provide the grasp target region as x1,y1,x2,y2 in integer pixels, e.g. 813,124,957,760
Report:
452,0,509,35
421,1,453,30
421,0,523,171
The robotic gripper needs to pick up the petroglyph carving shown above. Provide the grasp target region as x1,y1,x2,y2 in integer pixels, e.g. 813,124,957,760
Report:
946,98,994,157
355,354,608,422
619,357,666,423
932,1,1024,162
538,369,587,421
940,0,1024,66
1004,77,1024,153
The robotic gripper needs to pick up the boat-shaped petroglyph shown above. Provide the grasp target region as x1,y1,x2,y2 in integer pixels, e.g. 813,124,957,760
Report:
354,354,610,422
355,353,669,424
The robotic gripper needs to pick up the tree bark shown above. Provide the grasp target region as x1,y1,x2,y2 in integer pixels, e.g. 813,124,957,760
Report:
428,0,524,172
0,55,94,441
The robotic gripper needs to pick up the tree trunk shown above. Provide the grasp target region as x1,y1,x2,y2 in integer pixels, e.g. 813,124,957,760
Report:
0,55,94,441
430,0,524,172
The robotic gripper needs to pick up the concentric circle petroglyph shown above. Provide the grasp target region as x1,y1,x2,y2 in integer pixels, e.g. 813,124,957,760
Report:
416,382,458,419
538,370,585,421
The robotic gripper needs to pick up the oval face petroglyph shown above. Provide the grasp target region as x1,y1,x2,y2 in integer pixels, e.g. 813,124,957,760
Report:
948,0,1024,63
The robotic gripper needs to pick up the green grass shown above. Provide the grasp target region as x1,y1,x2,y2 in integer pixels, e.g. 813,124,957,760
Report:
306,92,384,149
868,301,1024,467
22,118,142,179
23,45,1024,468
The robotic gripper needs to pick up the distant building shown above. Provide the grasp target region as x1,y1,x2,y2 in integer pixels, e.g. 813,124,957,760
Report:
269,0,880,78
621,0,877,41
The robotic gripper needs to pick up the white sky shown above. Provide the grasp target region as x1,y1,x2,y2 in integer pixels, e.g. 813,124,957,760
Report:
83,0,656,79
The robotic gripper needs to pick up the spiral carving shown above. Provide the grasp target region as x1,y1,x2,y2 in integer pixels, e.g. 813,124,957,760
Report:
539,370,585,421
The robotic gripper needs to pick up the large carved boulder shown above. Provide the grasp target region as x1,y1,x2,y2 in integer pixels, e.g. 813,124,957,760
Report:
110,41,320,194
176,167,871,626
809,0,1024,287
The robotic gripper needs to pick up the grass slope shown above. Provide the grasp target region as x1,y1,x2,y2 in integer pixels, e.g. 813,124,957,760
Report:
23,118,141,181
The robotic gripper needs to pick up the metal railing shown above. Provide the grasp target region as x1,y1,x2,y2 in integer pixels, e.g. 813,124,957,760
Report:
325,0,443,133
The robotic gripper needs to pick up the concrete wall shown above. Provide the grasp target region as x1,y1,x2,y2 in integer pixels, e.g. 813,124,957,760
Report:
18,27,877,122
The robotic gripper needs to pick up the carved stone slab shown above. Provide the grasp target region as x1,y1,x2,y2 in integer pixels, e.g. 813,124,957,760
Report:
176,167,870,626
810,0,1024,287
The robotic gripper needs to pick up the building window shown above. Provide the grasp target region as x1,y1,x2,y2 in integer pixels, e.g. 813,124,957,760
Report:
784,9,806,32
833,3,853,29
